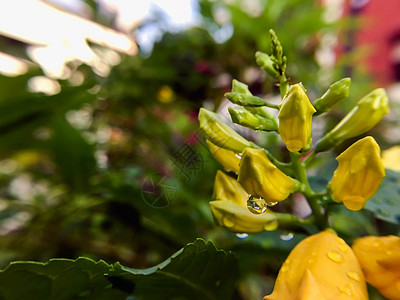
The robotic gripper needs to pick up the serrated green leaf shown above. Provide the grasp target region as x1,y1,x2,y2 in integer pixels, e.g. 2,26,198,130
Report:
0,257,127,300
108,239,239,300
365,169,400,224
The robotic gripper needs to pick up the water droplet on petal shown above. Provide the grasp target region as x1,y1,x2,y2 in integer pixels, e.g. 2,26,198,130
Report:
235,153,242,159
280,232,294,241
338,286,352,296
223,218,235,228
327,251,345,263
264,219,278,231
236,233,248,239
281,265,290,272
266,201,278,207
247,195,267,214
347,271,361,282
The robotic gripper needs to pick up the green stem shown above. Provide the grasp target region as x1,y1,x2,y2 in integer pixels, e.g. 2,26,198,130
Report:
289,152,328,230
275,213,314,232
263,102,280,110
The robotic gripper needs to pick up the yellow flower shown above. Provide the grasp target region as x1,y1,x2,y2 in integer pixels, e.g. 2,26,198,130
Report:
382,145,400,171
198,108,253,153
352,235,400,300
315,88,389,152
278,84,316,152
206,140,240,173
238,148,299,203
265,230,368,300
330,136,385,211
210,171,277,233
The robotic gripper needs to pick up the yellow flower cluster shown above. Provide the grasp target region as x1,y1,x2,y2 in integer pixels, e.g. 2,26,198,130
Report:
265,231,400,300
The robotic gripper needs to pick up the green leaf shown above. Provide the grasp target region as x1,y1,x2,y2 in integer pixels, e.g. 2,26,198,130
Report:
0,240,238,300
49,118,96,191
109,239,239,300
365,169,400,225
0,257,128,300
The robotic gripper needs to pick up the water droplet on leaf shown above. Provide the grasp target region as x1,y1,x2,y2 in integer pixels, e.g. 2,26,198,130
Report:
280,232,294,241
247,195,267,214
236,233,248,239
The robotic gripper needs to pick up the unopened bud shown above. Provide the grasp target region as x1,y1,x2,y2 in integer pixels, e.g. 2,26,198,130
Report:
198,108,253,153
207,140,240,173
255,51,279,78
238,148,299,202
210,171,277,233
278,84,316,152
315,88,389,152
228,107,277,131
330,136,385,211
313,77,351,115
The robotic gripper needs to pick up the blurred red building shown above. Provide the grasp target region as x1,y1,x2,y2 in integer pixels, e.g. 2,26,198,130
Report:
343,0,400,85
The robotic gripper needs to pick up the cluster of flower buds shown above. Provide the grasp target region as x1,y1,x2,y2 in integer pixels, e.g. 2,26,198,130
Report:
198,29,393,300
264,231,400,299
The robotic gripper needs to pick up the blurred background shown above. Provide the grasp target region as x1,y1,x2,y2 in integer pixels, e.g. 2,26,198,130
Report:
0,0,400,299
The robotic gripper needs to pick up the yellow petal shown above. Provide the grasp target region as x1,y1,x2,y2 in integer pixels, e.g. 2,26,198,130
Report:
265,231,368,300
209,200,277,233
330,136,385,211
238,148,298,202
352,235,400,300
198,108,252,153
207,140,240,173
278,84,316,152
213,170,248,208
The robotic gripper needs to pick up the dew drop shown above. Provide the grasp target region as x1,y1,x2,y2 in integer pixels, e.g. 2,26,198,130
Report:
223,218,235,228
235,153,242,159
347,271,361,282
236,233,249,239
281,265,290,272
247,195,267,214
266,201,278,207
378,208,391,217
264,219,278,231
280,232,294,241
327,251,345,263
338,286,352,296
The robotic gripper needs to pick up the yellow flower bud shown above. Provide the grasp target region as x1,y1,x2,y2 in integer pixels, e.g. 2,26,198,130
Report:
330,136,385,211
352,235,400,300
278,84,316,152
265,231,368,300
213,170,247,206
206,140,240,173
210,171,277,233
315,88,389,152
198,108,253,153
238,148,299,202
